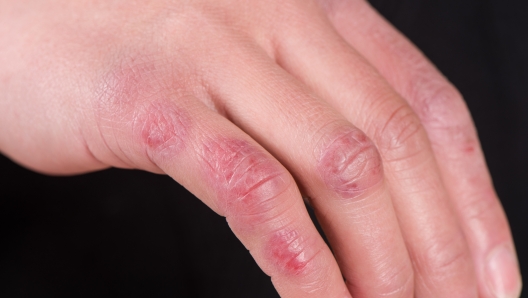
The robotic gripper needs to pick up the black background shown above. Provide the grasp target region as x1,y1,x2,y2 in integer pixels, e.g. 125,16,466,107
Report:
1,0,527,297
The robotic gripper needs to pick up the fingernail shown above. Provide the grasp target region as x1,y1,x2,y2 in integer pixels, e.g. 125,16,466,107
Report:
486,245,522,298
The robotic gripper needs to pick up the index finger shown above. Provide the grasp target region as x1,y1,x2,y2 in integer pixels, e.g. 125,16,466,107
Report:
86,52,353,297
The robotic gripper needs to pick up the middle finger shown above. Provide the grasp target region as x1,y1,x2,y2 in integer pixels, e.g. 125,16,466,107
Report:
201,38,414,297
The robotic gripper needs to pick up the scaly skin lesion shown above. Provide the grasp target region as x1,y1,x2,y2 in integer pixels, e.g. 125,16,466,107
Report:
318,127,383,202
201,137,291,218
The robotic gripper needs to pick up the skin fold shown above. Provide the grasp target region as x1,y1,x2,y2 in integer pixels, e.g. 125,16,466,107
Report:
0,0,522,297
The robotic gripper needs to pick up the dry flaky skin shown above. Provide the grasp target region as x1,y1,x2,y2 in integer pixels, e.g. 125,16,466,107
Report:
318,128,383,202
0,0,521,297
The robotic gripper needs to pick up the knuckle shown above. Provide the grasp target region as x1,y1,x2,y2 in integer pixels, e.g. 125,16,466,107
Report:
422,231,472,276
135,101,191,162
419,235,477,298
266,228,321,276
412,79,465,128
376,103,427,160
410,78,480,158
264,227,328,283
460,188,500,225
411,80,481,157
375,264,415,298
202,138,293,219
317,127,383,202
91,50,199,167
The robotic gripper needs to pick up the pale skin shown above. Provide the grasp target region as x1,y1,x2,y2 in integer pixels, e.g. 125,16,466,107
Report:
0,0,522,297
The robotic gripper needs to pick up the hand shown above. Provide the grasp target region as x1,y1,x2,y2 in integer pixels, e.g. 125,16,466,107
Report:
0,0,521,297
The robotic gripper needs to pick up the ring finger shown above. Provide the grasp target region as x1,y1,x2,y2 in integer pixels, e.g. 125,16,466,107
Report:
269,3,477,297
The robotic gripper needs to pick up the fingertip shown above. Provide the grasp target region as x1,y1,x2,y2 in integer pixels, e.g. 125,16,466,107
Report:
485,244,522,298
